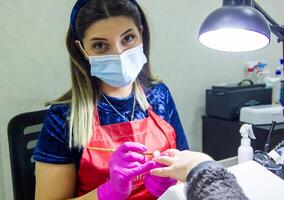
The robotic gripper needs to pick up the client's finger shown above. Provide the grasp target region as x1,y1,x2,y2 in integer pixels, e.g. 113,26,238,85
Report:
150,166,174,178
153,156,174,166
164,149,180,157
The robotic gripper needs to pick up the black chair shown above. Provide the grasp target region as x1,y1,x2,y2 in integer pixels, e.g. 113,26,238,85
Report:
8,109,48,200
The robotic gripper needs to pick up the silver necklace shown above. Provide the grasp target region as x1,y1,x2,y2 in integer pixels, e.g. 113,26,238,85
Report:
102,94,136,122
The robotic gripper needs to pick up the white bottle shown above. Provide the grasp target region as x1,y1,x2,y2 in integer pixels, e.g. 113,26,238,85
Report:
238,124,256,164
267,76,281,104
273,67,282,104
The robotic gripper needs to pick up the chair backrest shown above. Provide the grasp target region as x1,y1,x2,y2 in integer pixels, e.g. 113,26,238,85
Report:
8,110,48,200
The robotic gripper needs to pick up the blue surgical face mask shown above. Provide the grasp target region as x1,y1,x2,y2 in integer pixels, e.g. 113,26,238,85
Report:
86,44,147,88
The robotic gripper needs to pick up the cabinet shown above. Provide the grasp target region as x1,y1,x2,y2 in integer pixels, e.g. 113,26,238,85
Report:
202,115,284,160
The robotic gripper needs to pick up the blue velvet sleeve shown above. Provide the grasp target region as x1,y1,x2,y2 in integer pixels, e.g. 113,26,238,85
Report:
146,83,189,150
33,104,75,164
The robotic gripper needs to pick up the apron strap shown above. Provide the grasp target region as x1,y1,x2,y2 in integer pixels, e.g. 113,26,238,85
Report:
148,109,176,149
93,107,100,126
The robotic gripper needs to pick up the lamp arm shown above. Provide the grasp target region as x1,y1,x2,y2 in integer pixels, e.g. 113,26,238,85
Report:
253,0,284,41
253,1,279,26
253,0,284,74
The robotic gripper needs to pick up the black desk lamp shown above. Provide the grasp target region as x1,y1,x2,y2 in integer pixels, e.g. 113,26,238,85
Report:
199,0,284,56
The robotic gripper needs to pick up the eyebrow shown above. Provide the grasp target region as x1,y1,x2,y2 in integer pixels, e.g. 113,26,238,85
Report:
120,29,133,37
90,29,133,41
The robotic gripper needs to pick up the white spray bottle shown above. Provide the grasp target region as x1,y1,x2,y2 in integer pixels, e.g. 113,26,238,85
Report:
238,124,256,164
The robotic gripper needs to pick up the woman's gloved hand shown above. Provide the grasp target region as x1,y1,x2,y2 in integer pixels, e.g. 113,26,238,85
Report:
98,142,154,200
144,154,177,197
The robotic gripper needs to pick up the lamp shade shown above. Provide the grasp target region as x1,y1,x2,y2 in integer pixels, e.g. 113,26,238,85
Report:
199,5,271,52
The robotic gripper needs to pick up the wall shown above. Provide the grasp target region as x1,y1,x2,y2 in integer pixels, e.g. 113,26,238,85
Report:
1,0,284,199
0,1,74,199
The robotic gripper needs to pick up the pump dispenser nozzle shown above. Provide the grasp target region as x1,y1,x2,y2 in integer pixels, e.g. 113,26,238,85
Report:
240,124,256,139
238,124,256,163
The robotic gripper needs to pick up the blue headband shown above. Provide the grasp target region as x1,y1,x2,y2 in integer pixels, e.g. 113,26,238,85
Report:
70,0,138,39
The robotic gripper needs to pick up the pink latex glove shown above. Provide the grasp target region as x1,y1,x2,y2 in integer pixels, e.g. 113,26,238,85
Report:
144,154,177,197
98,142,154,200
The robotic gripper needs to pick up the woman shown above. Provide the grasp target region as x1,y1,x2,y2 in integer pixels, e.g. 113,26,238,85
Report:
34,0,189,199
151,150,249,200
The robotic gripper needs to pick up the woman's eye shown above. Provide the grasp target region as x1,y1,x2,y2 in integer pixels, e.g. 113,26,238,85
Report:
93,42,107,50
123,34,136,43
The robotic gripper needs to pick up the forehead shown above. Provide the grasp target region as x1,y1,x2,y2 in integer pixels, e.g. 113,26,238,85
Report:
84,16,139,40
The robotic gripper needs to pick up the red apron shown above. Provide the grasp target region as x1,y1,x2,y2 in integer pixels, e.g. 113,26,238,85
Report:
76,107,177,199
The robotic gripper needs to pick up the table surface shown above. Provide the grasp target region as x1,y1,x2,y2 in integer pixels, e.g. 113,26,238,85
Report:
158,161,284,200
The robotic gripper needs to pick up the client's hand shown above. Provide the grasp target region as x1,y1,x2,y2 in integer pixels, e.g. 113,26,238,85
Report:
98,142,154,200
150,149,213,182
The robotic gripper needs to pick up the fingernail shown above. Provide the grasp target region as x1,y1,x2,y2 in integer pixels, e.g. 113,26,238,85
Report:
161,152,170,156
